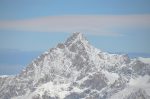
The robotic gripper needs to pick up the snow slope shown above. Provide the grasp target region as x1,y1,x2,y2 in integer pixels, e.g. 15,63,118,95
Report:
138,57,150,64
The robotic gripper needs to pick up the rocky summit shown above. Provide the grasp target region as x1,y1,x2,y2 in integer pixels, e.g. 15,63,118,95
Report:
0,32,150,99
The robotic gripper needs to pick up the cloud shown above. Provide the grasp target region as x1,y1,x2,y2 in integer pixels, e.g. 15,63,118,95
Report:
0,15,150,36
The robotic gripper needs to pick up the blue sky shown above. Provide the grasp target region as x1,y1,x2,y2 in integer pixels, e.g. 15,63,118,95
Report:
0,0,150,75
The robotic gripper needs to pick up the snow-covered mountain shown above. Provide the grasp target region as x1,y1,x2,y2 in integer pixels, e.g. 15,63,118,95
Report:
137,57,150,64
0,32,150,99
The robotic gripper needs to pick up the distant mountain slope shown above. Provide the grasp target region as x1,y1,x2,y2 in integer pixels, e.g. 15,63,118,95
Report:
138,57,150,64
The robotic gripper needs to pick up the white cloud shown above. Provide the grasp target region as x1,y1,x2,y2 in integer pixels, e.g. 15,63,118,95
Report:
0,15,150,36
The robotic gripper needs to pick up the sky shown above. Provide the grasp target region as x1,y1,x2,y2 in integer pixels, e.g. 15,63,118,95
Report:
0,0,150,75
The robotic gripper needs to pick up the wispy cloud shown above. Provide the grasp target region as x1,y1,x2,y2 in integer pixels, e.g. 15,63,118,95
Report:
0,15,150,36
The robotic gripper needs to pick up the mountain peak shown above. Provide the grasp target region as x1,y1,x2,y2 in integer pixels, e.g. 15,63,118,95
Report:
1,32,150,99
72,32,84,39
65,32,88,46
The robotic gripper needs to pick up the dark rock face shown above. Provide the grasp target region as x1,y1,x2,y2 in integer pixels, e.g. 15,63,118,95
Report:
57,43,65,49
80,73,107,90
64,92,83,99
131,60,150,76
